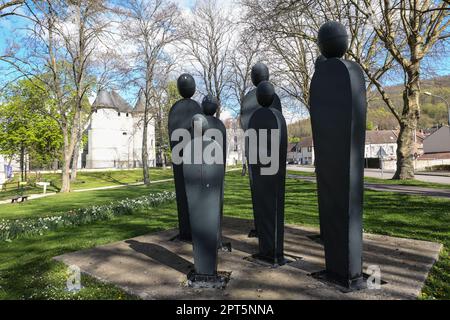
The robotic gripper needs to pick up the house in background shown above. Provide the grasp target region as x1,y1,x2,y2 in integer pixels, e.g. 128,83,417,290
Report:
286,130,425,169
224,118,244,166
418,125,450,169
287,137,314,165
84,90,156,169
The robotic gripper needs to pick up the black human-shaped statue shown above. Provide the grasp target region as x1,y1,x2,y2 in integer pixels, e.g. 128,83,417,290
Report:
309,21,367,290
248,81,287,266
202,95,231,252
183,114,227,287
240,63,282,238
168,74,202,241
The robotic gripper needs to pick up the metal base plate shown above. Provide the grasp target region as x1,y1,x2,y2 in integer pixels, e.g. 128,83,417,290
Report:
245,254,292,268
169,234,192,243
219,242,232,252
187,271,231,289
247,229,258,238
310,270,375,293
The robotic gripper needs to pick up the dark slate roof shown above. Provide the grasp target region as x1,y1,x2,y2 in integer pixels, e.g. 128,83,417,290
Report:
92,90,132,113
299,136,313,148
110,91,132,113
365,130,398,144
133,91,145,113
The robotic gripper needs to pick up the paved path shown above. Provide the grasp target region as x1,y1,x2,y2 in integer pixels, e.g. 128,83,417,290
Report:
288,165,450,185
55,216,442,300
287,174,450,199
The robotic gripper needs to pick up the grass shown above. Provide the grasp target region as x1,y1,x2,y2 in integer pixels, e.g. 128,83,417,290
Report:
0,171,449,299
0,168,174,201
0,182,174,220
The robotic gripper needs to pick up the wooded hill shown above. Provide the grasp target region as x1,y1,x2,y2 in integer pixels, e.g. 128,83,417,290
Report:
288,75,450,140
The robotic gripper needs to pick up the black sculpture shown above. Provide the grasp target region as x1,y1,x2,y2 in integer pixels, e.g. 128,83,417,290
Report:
183,114,227,287
168,74,202,241
309,21,367,289
248,81,287,265
202,95,231,252
240,63,282,238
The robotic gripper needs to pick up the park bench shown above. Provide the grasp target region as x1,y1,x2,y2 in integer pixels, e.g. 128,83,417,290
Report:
11,195,28,203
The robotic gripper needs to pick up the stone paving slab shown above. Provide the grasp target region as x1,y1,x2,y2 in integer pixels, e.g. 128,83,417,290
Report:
54,217,442,300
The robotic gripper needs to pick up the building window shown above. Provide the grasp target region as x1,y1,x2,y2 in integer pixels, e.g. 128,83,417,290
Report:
123,132,127,136
118,112,121,116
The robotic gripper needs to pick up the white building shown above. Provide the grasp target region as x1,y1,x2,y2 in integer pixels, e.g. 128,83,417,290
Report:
224,118,244,166
417,125,450,169
287,130,423,168
287,137,314,165
84,90,156,169
423,125,450,154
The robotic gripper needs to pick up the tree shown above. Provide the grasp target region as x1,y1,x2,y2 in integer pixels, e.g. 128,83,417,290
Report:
0,79,63,180
5,0,110,191
350,0,450,179
0,1,24,19
181,0,235,118
119,0,180,185
230,31,263,113
155,80,179,168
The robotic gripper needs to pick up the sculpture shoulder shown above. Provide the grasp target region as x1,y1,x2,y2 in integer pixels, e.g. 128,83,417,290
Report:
248,107,278,129
169,99,201,117
206,116,226,132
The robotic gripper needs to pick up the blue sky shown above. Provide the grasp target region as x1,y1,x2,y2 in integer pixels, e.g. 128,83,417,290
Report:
0,1,449,114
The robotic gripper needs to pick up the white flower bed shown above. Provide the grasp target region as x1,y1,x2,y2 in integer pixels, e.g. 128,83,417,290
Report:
0,191,175,242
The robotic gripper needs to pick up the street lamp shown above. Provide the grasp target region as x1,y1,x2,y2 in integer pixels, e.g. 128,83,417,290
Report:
423,91,450,127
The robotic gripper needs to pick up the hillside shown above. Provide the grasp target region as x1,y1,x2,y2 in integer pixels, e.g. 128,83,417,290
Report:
288,75,450,139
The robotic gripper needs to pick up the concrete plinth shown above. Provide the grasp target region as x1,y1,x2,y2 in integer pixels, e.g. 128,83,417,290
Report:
54,217,442,300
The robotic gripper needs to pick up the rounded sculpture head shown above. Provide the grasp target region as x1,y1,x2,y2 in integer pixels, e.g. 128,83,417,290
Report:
251,62,270,86
177,73,196,99
256,81,275,108
202,94,219,116
191,113,209,133
317,21,348,58
315,55,327,68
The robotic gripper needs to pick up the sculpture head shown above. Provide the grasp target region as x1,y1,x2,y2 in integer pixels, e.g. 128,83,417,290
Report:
256,81,275,108
251,62,270,86
177,73,196,99
191,113,209,133
202,94,219,116
315,55,327,68
317,21,348,59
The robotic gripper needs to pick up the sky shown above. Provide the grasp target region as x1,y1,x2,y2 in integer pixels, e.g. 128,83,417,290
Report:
0,0,449,123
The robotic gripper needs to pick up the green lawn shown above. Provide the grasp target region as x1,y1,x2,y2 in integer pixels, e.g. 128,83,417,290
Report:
0,183,174,220
0,168,174,201
0,171,449,299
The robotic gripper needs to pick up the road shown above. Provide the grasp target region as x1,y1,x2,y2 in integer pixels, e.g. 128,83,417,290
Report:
287,165,450,185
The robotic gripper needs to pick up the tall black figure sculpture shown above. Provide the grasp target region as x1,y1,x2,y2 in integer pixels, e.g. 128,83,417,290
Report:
248,81,287,265
168,74,202,241
309,21,367,289
240,63,282,238
183,114,227,287
202,95,231,252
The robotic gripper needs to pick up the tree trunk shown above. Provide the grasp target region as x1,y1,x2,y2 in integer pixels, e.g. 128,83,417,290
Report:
61,152,71,193
142,109,150,186
60,128,73,193
71,135,81,182
393,67,420,180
